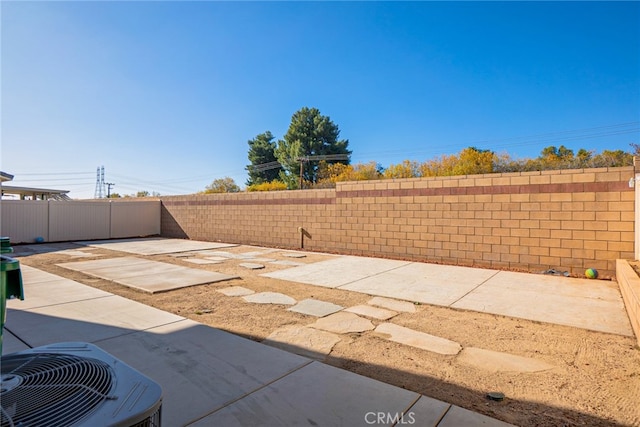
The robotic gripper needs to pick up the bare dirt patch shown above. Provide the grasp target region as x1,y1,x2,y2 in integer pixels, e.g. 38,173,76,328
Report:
17,244,640,427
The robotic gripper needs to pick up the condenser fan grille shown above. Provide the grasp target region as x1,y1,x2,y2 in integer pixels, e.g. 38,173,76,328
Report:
1,352,115,427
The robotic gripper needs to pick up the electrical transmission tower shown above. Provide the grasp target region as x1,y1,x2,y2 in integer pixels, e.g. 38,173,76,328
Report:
94,166,106,198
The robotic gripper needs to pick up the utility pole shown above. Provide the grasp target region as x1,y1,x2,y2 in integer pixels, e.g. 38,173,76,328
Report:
105,183,115,198
298,157,308,189
297,154,349,190
248,153,349,190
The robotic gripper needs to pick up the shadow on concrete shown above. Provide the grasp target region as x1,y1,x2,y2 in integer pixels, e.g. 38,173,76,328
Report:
3,307,626,427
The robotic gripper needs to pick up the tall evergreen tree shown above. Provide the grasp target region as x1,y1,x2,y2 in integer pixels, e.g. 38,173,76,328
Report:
275,107,351,188
246,131,280,186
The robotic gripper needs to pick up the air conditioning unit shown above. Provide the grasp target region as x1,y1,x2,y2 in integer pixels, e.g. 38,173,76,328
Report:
1,342,162,427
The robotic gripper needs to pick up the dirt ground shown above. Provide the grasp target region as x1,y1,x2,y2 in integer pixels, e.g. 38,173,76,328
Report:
16,243,640,427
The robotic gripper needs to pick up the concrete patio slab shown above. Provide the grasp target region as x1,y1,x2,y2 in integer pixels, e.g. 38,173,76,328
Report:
368,296,417,313
310,312,375,333
340,262,499,306
1,329,30,355
405,395,452,426
458,347,555,373
18,264,78,284
189,361,420,427
96,320,311,427
288,299,344,317
239,262,265,270
58,257,238,294
452,277,634,336
483,271,626,301
113,271,237,294
345,304,398,320
262,256,410,288
217,286,255,297
438,405,515,427
375,323,462,355
79,261,185,280
243,292,296,305
4,295,184,347
77,237,237,255
263,325,341,360
6,275,111,310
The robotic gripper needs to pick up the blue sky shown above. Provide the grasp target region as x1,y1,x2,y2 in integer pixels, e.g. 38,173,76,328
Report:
2,1,639,199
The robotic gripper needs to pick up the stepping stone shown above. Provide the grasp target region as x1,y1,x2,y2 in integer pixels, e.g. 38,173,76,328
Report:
368,296,416,313
199,251,237,258
282,252,307,258
239,263,265,270
168,253,194,258
310,312,375,334
288,299,344,317
248,258,276,263
263,325,341,360
375,323,461,355
345,305,397,320
203,256,228,262
239,251,273,258
217,286,255,297
457,347,555,373
270,260,306,267
183,258,222,265
243,292,296,305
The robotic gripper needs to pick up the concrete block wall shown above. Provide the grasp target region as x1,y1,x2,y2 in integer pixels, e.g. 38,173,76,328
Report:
161,166,634,278
161,189,338,249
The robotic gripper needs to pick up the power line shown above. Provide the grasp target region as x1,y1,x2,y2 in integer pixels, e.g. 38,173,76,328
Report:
13,172,93,176
355,121,639,161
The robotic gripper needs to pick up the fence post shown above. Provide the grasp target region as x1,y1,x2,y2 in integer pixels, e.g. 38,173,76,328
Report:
635,157,640,261
109,200,113,239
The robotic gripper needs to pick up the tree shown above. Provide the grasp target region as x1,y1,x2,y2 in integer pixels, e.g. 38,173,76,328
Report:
384,160,421,179
246,131,281,186
318,161,383,184
204,177,241,193
538,145,575,169
275,107,351,189
246,180,288,192
591,149,633,167
452,147,496,175
136,191,150,198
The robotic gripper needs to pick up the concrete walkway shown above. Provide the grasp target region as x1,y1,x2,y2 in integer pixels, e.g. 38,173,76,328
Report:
4,264,513,427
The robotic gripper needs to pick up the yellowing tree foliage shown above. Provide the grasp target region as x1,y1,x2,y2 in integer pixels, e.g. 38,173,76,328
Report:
383,160,421,179
246,180,288,192
318,161,381,184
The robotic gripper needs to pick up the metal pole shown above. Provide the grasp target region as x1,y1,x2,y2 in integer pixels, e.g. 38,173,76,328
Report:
299,159,304,189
